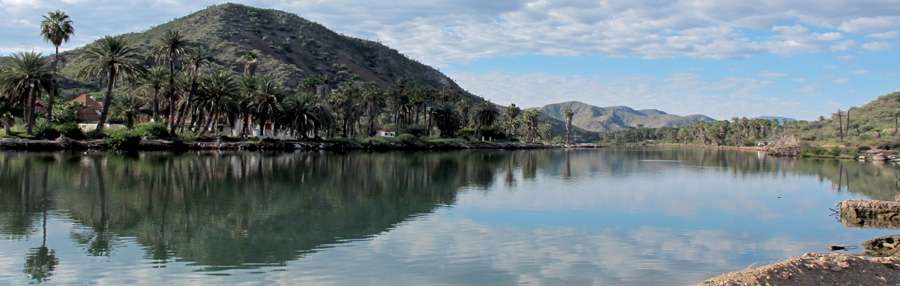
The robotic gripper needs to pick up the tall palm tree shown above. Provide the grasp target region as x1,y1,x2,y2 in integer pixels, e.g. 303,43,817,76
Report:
109,94,146,128
175,48,209,131
236,75,259,137
154,30,187,129
197,71,238,135
504,103,520,138
564,108,574,145
141,66,168,121
40,10,74,122
77,36,146,132
0,51,53,135
248,79,283,137
360,82,383,136
281,93,318,138
472,101,498,140
238,50,259,76
432,103,461,138
457,99,471,128
833,109,844,142
522,110,541,143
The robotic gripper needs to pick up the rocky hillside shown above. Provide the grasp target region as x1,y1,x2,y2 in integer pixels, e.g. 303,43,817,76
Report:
533,101,714,132
55,3,460,93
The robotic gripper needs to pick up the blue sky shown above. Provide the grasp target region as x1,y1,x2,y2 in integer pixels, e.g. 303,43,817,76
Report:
2,0,899,120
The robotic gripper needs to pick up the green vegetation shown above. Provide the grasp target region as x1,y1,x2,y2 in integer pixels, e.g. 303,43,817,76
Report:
0,3,572,146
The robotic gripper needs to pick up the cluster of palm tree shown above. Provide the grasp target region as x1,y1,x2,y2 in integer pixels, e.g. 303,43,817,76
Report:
1,9,567,143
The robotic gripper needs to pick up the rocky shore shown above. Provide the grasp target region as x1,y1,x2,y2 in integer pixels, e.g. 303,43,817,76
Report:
697,253,900,286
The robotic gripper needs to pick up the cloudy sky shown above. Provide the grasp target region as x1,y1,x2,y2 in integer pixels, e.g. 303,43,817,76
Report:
3,0,900,120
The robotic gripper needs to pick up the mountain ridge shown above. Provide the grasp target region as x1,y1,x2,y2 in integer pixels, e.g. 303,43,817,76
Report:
530,101,714,132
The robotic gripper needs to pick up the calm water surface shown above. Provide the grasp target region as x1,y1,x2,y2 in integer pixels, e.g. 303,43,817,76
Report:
0,148,898,285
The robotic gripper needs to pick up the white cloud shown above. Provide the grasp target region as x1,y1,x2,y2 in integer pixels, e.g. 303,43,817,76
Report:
838,16,900,34
2,0,898,62
868,31,899,39
851,70,867,75
759,71,787,79
862,41,893,51
833,78,851,84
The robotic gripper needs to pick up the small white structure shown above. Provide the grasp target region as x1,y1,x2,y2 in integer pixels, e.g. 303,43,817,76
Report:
377,130,396,137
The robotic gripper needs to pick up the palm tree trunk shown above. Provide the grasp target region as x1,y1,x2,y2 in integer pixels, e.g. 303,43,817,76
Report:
152,86,160,121
96,69,117,133
25,86,35,135
48,46,60,123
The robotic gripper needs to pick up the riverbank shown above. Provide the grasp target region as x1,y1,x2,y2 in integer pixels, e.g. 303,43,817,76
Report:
0,136,571,152
697,253,900,286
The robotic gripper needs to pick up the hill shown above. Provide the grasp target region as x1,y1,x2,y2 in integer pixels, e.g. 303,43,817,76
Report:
54,3,462,95
532,101,714,132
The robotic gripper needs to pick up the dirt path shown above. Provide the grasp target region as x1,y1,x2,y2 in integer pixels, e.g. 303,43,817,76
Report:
697,253,900,286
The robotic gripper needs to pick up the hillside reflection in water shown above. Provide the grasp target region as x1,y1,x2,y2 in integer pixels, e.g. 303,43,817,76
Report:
0,148,897,285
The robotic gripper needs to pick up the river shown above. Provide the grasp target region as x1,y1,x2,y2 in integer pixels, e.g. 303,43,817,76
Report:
0,148,897,285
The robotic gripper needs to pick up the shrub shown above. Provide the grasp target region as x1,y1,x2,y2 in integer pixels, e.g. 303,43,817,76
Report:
399,125,429,138
105,129,142,150
33,118,60,140
826,146,841,157
136,122,170,138
396,133,418,143
57,122,85,140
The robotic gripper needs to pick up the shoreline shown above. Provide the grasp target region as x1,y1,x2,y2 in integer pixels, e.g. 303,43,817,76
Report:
0,137,583,152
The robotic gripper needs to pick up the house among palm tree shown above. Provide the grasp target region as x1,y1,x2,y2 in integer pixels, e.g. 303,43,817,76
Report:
69,94,102,121
376,128,395,137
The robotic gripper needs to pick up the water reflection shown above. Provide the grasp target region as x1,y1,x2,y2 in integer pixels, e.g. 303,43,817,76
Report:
0,148,898,285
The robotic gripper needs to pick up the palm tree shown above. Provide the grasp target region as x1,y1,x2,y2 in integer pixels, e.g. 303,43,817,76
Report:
77,36,145,132
236,75,259,137
0,51,53,135
197,71,238,135
432,103,461,138
472,101,498,140
360,82,384,136
40,10,74,122
504,103,520,138
564,108,574,145
281,93,318,138
141,66,168,121
298,76,319,95
457,99,471,128
175,48,209,131
238,50,259,76
109,94,146,128
437,86,458,105
833,109,844,142
154,30,187,129
522,110,541,143
248,79,283,137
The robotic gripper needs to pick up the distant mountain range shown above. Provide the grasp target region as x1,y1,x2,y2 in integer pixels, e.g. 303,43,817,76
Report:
532,101,714,132
752,116,797,123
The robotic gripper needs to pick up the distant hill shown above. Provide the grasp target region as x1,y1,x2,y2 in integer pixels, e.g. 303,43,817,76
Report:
54,3,464,94
532,101,714,132
753,116,797,123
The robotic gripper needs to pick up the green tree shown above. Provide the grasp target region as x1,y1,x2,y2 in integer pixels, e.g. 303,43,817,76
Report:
472,101,498,140
109,94,146,128
248,79,283,137
0,51,53,135
504,103,520,138
360,82,384,136
564,108,574,145
196,71,238,135
39,10,74,123
77,36,146,132
522,110,541,143
238,50,259,76
141,66,169,121
154,30,187,130
432,103,461,138
457,99,471,128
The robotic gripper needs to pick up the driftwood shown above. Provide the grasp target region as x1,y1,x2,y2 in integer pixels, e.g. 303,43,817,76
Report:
839,199,900,229
862,235,900,257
